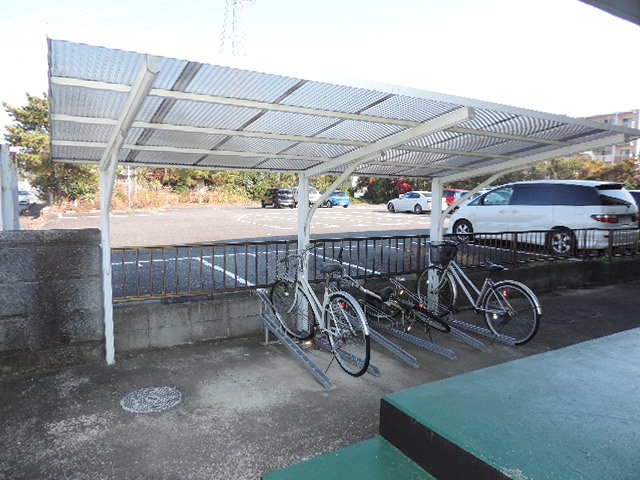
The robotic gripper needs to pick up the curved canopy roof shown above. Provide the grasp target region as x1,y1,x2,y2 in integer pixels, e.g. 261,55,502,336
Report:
48,39,640,182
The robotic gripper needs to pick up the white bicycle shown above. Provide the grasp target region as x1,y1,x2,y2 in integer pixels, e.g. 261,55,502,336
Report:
418,240,542,345
269,243,371,377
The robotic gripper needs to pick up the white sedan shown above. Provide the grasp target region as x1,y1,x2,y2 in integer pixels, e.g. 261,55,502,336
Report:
387,191,446,214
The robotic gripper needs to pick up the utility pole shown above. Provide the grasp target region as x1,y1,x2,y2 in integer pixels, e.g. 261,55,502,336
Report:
220,0,255,56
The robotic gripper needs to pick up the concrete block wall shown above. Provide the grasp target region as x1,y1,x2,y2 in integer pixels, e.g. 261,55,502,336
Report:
113,292,263,354
0,229,104,373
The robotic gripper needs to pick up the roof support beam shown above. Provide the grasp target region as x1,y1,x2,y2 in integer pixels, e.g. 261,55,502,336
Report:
99,56,161,171
440,133,630,183
304,107,475,178
294,107,475,255
98,55,160,366
449,127,571,146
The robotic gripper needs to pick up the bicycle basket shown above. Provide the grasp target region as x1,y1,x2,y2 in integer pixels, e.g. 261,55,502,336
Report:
429,241,458,267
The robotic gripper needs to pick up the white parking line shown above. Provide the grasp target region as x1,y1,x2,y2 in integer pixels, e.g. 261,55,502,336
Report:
112,255,254,287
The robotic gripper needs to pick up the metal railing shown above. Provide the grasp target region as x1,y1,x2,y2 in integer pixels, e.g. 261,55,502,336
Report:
111,235,429,302
111,228,639,302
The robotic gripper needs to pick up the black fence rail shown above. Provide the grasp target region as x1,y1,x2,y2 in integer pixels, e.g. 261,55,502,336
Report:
111,228,639,302
453,228,640,269
111,235,430,302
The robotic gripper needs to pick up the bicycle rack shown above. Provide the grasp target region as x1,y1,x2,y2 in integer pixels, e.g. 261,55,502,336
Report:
315,336,381,377
360,299,454,361
255,289,384,385
390,278,489,352
255,289,332,389
445,318,517,346
448,326,488,352
369,329,418,368
369,320,457,360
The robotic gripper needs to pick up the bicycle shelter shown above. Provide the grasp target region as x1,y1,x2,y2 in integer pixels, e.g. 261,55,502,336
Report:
47,39,640,364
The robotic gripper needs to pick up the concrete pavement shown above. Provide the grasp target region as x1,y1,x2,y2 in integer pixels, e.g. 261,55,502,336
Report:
2,280,640,480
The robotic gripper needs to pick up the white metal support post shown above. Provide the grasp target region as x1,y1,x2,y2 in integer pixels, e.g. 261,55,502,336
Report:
0,145,19,231
100,55,161,365
430,177,444,242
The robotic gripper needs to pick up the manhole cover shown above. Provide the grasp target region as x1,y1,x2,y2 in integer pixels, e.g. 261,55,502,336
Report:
120,386,182,414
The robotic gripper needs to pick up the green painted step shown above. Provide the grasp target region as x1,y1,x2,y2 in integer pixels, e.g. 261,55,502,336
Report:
381,327,640,479
262,436,435,480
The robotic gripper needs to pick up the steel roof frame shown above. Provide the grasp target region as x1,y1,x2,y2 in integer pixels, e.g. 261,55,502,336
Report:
47,39,640,364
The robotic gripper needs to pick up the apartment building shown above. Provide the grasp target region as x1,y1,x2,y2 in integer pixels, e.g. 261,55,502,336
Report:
585,110,640,164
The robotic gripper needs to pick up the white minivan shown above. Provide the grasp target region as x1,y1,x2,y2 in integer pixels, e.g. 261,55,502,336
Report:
292,186,322,207
448,180,639,254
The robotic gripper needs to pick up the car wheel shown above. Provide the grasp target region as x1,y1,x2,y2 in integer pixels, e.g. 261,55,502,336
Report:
548,228,576,255
453,219,473,242
387,203,395,213
343,205,348,208
289,204,294,209
261,201,266,208
327,202,333,208
413,204,423,214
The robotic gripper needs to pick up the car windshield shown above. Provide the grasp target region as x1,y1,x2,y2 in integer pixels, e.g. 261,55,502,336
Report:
333,192,348,197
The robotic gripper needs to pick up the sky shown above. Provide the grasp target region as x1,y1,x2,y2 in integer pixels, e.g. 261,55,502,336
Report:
1,0,639,135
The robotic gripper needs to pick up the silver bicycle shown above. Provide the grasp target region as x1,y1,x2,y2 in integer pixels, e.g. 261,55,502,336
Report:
417,240,542,345
269,243,371,377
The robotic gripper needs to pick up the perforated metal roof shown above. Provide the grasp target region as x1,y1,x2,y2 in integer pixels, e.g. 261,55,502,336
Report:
48,39,640,182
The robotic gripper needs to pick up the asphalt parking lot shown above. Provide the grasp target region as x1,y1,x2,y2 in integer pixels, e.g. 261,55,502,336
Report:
24,203,446,246
2,280,640,480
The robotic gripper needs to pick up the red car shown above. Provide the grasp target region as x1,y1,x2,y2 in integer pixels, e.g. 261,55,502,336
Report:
443,189,469,205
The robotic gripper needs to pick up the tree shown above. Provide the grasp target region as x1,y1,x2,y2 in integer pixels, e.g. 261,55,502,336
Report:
3,94,98,204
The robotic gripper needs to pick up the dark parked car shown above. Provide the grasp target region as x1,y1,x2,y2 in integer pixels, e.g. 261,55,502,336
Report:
261,188,295,208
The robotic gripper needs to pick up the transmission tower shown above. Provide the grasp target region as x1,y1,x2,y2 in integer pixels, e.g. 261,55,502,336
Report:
220,0,255,56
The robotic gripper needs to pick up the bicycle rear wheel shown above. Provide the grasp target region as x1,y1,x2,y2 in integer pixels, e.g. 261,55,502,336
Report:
414,307,451,333
362,297,401,321
481,280,541,345
325,291,370,377
270,280,315,340
417,266,456,315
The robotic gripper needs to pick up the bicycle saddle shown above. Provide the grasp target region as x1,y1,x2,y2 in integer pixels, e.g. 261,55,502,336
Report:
485,261,506,272
320,262,343,274
375,286,395,301
395,298,416,311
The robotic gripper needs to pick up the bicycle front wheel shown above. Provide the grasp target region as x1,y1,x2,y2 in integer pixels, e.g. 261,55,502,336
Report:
270,280,315,340
325,292,370,377
480,281,541,345
417,266,456,315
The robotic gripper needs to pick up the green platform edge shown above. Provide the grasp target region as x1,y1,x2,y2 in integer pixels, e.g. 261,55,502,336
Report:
262,436,435,480
383,327,640,479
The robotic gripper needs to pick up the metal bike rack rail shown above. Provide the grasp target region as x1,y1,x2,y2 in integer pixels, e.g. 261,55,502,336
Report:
390,277,489,352
369,329,419,368
369,320,457,360
256,289,332,389
315,336,381,377
446,318,517,346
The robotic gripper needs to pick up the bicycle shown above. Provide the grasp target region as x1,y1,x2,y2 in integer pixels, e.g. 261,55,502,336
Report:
417,240,542,345
269,243,371,377
335,247,450,334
